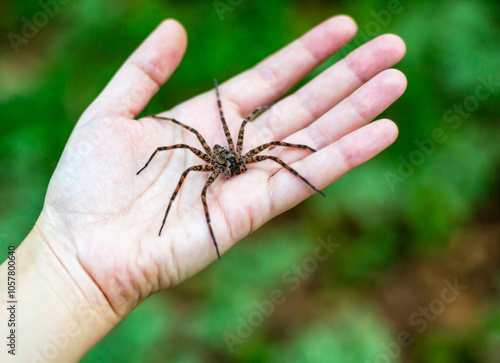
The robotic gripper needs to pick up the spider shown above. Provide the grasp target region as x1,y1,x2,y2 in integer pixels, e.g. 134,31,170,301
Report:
137,80,325,259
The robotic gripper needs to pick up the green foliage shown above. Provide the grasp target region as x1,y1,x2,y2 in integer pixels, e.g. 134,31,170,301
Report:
1,0,499,362
267,308,394,363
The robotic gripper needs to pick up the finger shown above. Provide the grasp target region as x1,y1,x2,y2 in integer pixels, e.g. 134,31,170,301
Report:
274,69,407,162
222,15,358,115
87,19,187,119
253,34,406,141
268,119,398,213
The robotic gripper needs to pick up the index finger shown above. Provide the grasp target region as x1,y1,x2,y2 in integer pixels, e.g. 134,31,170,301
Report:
221,15,357,116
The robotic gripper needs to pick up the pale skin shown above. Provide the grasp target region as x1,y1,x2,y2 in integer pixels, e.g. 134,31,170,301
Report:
0,16,406,361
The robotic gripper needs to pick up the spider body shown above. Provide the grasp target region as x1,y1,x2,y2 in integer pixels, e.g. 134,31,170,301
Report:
212,144,246,178
138,80,324,259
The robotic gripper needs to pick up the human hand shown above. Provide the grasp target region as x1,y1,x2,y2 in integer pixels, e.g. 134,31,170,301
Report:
37,16,406,323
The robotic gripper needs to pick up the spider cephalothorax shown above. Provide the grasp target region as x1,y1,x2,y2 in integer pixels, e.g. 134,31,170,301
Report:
137,80,324,259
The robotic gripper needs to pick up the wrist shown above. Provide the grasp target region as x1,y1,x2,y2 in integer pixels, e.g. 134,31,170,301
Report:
0,216,120,362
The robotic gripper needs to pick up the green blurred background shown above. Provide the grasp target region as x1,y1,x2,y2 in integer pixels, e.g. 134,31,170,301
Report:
1,0,499,362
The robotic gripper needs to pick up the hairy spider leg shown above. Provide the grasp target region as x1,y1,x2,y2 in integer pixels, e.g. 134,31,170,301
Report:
145,111,213,156
159,164,216,236
245,141,316,158
136,144,211,175
245,155,325,197
201,169,223,259
236,106,270,153
213,79,235,151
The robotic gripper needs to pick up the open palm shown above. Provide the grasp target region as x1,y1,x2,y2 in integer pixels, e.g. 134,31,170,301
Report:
38,17,406,317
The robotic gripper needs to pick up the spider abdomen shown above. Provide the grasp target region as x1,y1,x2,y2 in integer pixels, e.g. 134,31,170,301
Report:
228,156,237,174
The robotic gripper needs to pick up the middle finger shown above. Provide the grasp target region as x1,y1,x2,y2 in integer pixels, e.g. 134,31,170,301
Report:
250,34,406,142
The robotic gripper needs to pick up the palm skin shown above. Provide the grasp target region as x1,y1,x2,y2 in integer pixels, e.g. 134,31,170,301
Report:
35,17,407,318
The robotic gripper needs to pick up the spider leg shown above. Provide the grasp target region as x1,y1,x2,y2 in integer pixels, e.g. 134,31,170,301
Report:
236,106,270,153
159,164,215,236
245,141,316,158
137,144,212,175
213,79,235,151
201,169,223,259
246,155,325,197
145,111,213,156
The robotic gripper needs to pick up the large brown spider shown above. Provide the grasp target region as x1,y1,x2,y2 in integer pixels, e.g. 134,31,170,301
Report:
137,80,325,259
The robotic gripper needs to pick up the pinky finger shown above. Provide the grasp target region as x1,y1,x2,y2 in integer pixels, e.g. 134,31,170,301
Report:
268,119,398,213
